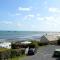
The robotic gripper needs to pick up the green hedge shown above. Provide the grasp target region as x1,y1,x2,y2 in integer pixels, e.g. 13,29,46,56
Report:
0,48,25,60
30,40,48,47
38,42,48,46
57,38,60,45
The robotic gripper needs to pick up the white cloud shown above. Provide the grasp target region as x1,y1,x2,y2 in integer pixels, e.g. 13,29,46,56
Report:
36,15,60,30
15,13,21,16
49,7,60,13
45,16,54,20
28,15,35,18
37,17,44,20
16,23,22,27
0,21,13,25
24,14,35,20
44,16,60,29
8,12,21,16
36,13,40,16
44,1,47,5
0,21,24,28
18,7,31,11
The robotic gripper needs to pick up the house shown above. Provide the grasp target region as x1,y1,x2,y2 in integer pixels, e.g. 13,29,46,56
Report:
40,35,49,44
40,33,59,45
0,42,11,49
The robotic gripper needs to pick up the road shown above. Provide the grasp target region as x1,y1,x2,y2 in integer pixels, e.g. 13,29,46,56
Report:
22,45,60,60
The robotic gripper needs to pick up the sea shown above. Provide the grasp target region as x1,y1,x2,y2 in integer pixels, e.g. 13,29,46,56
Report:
0,31,46,42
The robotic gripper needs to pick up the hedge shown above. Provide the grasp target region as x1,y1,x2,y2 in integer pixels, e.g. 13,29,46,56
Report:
0,48,25,60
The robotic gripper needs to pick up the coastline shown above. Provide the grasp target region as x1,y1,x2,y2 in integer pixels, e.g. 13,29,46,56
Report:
0,31,46,42
0,31,60,42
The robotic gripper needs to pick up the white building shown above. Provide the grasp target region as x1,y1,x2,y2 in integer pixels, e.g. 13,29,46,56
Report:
0,42,11,49
21,41,32,44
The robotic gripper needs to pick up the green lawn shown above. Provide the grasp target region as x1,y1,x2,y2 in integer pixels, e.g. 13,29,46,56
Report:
9,55,26,60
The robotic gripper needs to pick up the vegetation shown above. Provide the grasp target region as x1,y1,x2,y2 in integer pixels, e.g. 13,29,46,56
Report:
0,48,9,52
9,55,26,60
0,48,25,60
57,38,60,45
0,40,48,60
38,42,48,46
30,40,48,47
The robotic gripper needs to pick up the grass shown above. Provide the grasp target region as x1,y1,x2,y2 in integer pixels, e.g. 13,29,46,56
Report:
0,48,9,52
9,55,26,60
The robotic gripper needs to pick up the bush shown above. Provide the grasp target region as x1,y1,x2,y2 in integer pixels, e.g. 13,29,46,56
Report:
38,42,48,46
30,40,48,47
0,48,25,60
29,40,39,48
57,38,60,45
0,49,11,60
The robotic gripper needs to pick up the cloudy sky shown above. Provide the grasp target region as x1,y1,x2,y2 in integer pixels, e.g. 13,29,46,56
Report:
0,0,60,31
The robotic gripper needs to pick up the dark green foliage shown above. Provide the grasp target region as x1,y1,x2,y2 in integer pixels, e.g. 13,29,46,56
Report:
11,43,17,49
38,42,48,46
29,41,38,48
57,38,60,45
30,40,48,47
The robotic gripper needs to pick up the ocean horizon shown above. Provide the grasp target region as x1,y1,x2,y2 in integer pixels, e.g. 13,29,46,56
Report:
0,31,46,42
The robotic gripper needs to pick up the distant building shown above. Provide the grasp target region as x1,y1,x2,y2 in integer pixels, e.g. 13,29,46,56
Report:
40,35,49,44
0,42,11,49
21,41,32,44
40,34,59,45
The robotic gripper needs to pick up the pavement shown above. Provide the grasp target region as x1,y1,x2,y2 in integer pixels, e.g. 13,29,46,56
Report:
22,45,60,60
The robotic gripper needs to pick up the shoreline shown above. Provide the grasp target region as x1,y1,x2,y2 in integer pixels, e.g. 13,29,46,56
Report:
0,32,60,42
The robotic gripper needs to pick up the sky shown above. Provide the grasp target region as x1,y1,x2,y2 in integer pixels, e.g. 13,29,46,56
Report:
0,0,60,31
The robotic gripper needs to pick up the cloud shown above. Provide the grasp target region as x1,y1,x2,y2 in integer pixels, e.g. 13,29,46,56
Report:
49,7,60,13
44,1,47,5
28,14,35,18
36,13,40,16
37,16,54,21
44,16,60,28
15,13,21,16
16,23,22,27
36,15,60,29
8,12,21,16
37,17,44,20
0,21,24,28
24,14,35,20
45,16,54,20
18,7,31,11
0,21,13,25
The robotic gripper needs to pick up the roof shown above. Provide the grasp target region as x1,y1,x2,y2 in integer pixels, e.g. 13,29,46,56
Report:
45,35,58,41
40,32,60,42
55,49,60,51
21,41,32,44
45,32,60,41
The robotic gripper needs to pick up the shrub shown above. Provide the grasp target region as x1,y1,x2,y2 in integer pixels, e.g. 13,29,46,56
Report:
0,48,25,60
38,42,48,46
57,38,60,45
29,40,39,48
